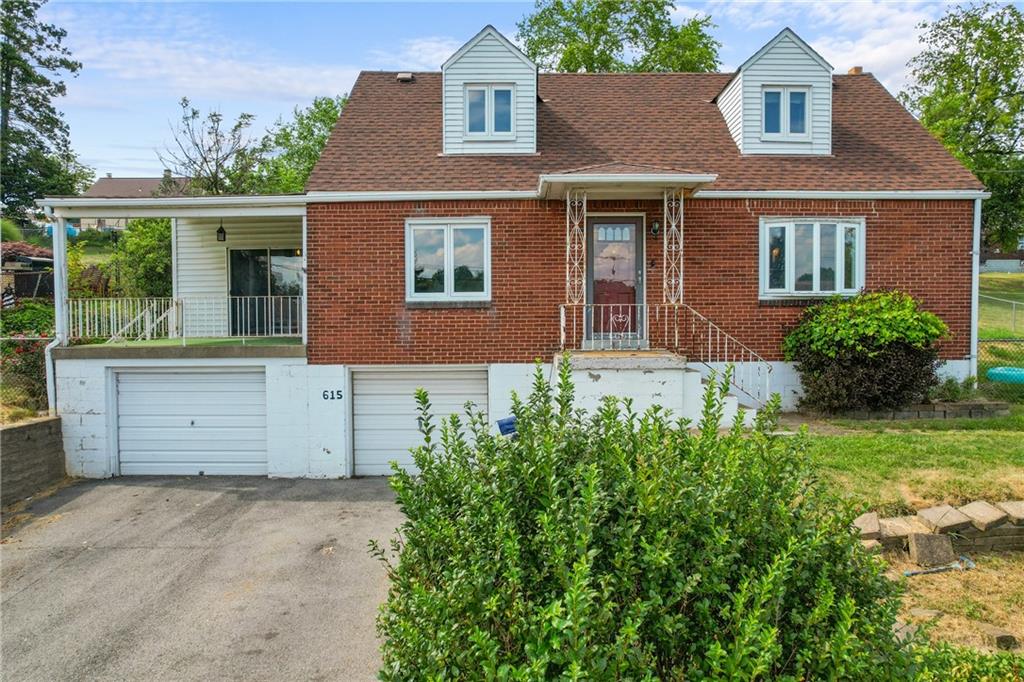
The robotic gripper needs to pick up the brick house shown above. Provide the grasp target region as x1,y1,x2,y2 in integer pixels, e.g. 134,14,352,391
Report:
40,26,987,478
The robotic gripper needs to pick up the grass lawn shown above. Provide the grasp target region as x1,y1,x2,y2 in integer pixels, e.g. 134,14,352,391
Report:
978,272,1024,339
81,243,115,266
891,551,1024,653
797,407,1024,516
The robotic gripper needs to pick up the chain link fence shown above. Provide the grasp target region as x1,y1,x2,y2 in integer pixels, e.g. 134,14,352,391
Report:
0,337,50,423
978,294,1024,402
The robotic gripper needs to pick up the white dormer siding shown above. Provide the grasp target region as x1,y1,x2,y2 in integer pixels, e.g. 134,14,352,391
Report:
442,26,537,155
717,29,833,156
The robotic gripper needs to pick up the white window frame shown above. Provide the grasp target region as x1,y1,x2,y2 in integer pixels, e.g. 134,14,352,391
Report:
464,84,515,138
405,217,492,302
759,217,865,299
761,86,811,140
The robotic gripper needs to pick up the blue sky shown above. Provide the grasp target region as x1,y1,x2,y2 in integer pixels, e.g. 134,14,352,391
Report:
43,1,973,177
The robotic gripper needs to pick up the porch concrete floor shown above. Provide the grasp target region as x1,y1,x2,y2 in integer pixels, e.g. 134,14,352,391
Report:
1,476,401,681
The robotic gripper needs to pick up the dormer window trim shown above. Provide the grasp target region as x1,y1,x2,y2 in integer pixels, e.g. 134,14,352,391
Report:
761,85,811,141
464,84,516,139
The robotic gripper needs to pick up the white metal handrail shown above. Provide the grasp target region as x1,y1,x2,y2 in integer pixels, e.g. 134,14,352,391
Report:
560,302,773,406
67,298,176,342
67,296,302,341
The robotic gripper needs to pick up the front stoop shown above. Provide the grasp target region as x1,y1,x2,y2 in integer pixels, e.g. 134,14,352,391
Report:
556,352,755,426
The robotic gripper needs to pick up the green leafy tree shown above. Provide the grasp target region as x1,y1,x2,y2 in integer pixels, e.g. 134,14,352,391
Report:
250,95,346,194
158,98,261,196
516,0,720,72
1,0,93,222
105,219,172,297
2,217,23,241
900,2,1024,248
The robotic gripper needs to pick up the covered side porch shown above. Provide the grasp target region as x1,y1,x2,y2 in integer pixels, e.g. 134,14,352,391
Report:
41,195,308,347
539,167,772,406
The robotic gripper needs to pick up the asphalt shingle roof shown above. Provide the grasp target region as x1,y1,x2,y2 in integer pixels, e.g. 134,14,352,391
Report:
307,71,982,193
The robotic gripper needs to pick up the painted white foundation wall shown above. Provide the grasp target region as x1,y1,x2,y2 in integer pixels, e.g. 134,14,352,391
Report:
55,357,348,479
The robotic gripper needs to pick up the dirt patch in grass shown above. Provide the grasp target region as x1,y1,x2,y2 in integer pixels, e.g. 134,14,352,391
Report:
888,551,1024,652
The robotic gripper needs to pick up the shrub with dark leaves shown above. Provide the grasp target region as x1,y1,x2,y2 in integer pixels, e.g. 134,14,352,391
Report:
784,292,948,413
373,363,914,680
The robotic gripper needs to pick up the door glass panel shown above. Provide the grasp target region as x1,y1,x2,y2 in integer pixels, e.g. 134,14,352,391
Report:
493,89,512,133
413,228,445,294
467,89,486,133
230,249,269,336
768,225,786,289
270,249,302,296
819,223,836,291
844,226,858,289
794,223,814,292
591,222,637,335
452,227,485,293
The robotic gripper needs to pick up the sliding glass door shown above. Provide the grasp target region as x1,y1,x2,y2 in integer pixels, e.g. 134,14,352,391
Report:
229,249,302,336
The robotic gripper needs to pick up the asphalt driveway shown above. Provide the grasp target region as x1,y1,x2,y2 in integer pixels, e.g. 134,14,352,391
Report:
1,476,402,681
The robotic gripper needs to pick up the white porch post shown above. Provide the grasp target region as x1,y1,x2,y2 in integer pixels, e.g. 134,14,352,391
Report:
301,212,308,345
565,189,587,304
663,189,683,303
52,215,69,343
970,197,982,382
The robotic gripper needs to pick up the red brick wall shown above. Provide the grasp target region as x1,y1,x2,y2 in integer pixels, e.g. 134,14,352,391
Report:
306,198,973,364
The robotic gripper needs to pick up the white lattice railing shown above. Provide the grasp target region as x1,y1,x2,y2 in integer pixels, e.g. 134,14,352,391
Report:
67,296,302,342
560,303,773,406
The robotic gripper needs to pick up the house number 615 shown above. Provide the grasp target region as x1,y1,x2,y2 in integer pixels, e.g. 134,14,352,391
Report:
322,389,343,400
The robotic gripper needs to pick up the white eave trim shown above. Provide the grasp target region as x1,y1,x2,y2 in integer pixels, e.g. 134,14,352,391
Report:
539,173,718,186
692,189,991,200
305,189,538,201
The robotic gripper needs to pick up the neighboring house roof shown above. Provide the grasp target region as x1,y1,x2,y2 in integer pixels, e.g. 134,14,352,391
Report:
1,241,54,264
83,175,189,198
307,71,983,194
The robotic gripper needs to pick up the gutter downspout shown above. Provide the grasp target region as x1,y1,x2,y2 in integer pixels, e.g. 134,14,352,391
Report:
970,198,982,383
44,209,69,415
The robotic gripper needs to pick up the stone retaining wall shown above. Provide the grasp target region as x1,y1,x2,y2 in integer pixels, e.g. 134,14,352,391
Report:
1,417,66,507
856,500,1024,553
843,401,1010,421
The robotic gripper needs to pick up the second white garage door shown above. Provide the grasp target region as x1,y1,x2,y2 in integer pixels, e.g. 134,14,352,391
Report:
117,370,268,476
352,368,488,476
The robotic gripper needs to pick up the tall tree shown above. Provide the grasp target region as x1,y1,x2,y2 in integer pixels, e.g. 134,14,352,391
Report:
516,0,720,73
900,2,1024,248
1,0,92,221
249,95,346,194
157,97,261,196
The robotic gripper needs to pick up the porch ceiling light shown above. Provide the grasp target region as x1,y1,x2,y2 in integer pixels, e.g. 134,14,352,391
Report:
216,220,226,242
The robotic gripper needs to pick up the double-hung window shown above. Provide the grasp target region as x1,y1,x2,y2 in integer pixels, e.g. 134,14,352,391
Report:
762,86,810,138
465,85,514,137
406,218,491,302
760,218,864,298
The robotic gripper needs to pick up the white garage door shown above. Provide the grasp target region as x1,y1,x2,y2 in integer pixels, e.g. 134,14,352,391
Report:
117,371,268,475
353,369,488,476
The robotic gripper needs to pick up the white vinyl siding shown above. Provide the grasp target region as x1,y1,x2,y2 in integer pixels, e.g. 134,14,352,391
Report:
443,31,536,155
352,369,488,476
174,216,302,336
717,72,744,152
730,31,832,155
116,370,268,475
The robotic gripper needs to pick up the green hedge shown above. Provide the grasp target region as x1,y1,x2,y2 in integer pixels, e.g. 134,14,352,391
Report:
374,365,918,679
0,300,55,336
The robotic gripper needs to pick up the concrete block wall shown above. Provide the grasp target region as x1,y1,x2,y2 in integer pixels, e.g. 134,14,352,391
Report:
1,417,65,507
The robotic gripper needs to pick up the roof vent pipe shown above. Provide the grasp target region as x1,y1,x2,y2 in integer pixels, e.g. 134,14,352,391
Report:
396,72,414,83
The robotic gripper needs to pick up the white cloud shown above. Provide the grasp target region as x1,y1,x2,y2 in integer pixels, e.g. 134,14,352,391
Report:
43,3,359,102
369,36,463,71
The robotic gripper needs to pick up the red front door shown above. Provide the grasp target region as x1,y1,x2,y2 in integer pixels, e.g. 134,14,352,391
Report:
588,218,642,336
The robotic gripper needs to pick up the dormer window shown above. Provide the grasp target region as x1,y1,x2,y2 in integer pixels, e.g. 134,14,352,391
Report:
465,85,514,137
762,86,810,139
